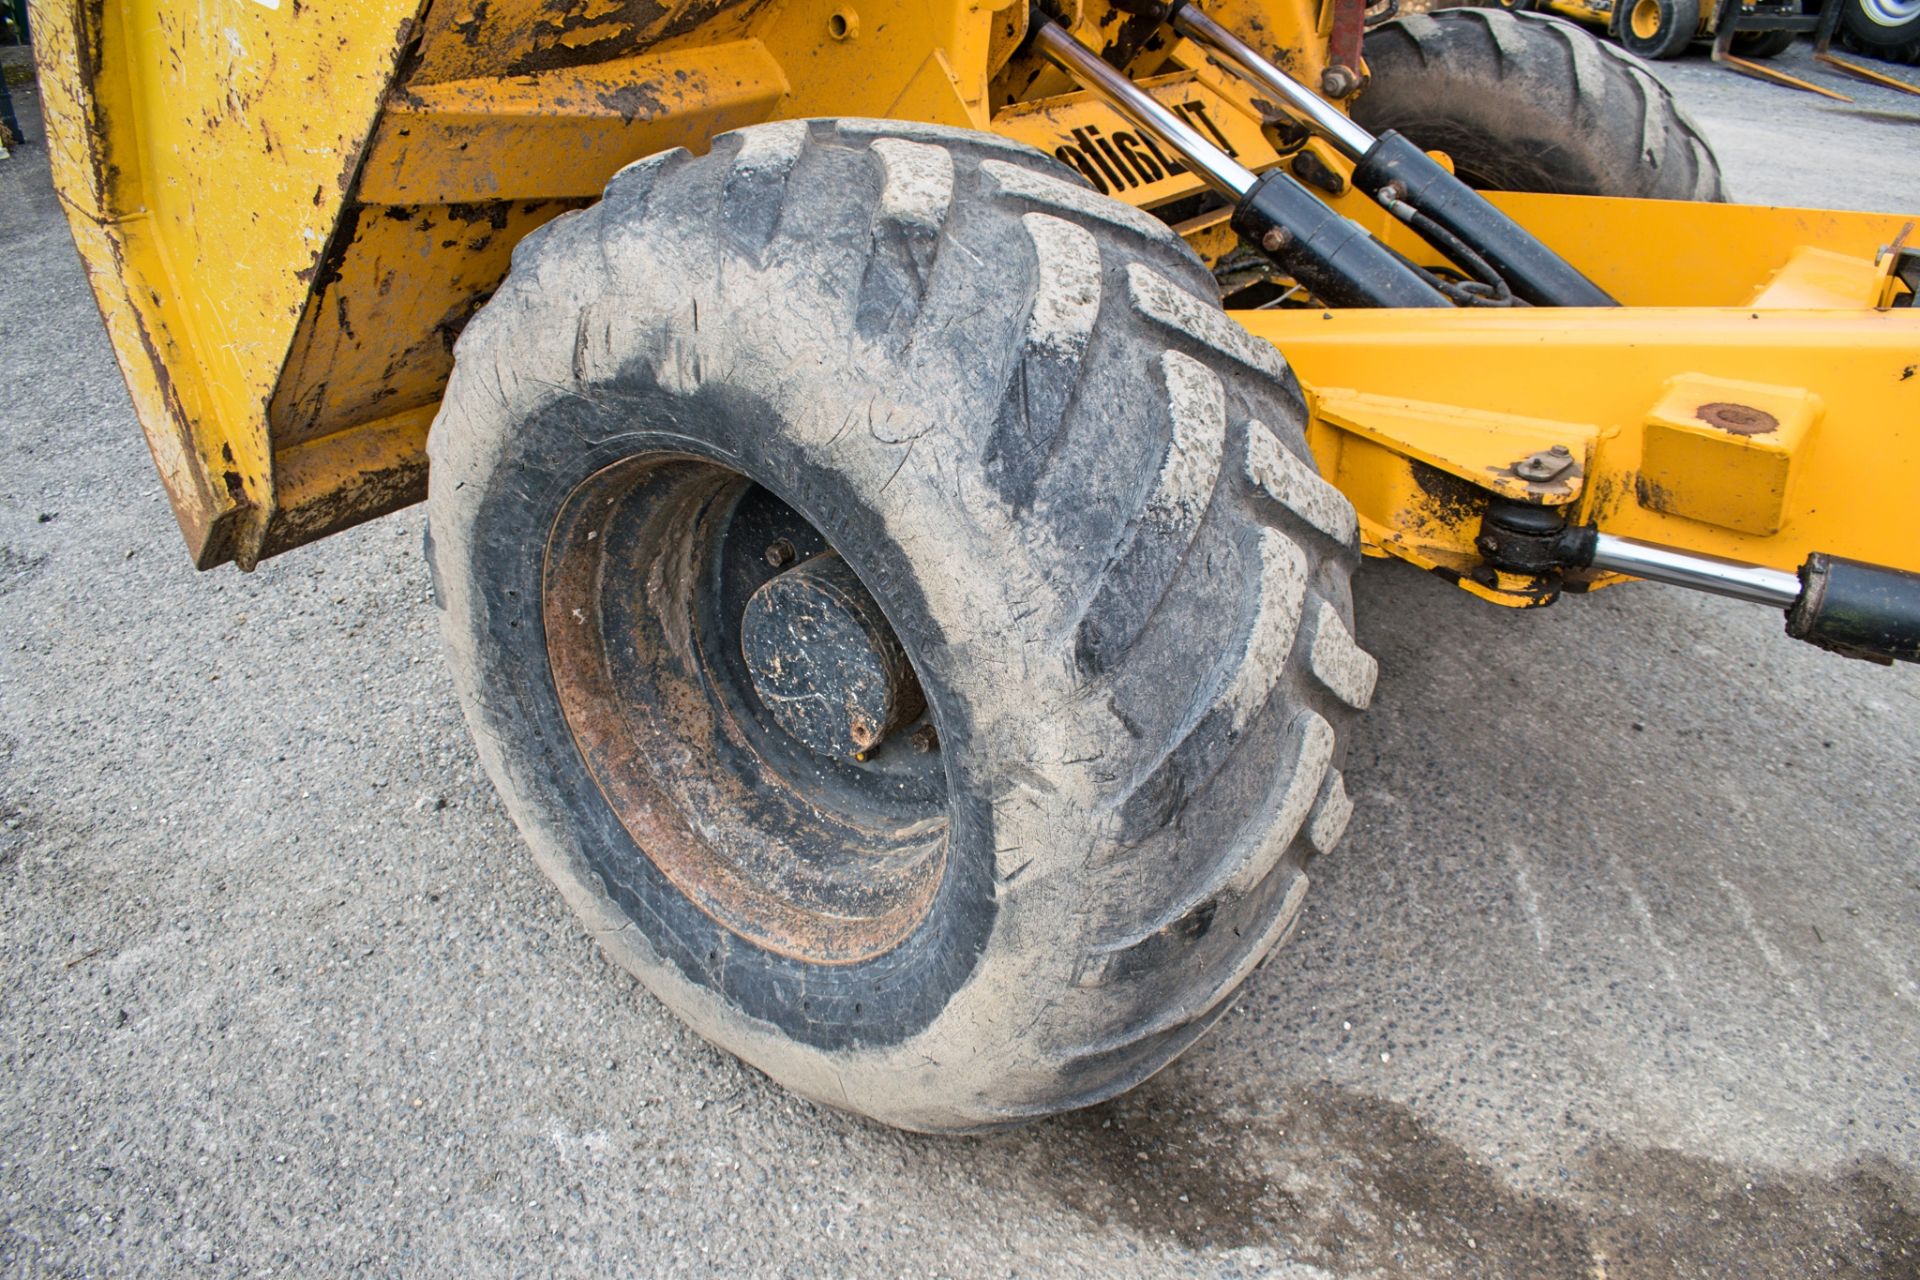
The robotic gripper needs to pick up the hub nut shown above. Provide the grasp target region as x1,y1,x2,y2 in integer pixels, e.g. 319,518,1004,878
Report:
740,552,925,759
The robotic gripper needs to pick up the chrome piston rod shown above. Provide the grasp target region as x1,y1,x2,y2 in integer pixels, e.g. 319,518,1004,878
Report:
1163,0,1617,306
1586,535,1802,607
1581,535,1920,664
1168,2,1375,160
1030,17,1256,199
1483,503,1919,663
1031,13,1450,307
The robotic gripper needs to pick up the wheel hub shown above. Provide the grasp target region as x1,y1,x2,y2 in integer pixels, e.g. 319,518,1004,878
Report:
541,461,948,964
741,552,925,758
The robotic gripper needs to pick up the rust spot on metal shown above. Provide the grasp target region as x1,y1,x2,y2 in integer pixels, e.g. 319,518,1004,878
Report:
1696,402,1779,436
117,269,245,569
70,0,124,201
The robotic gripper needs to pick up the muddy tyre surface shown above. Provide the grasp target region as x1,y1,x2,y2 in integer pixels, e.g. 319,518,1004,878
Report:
1356,9,1726,199
426,119,1374,1132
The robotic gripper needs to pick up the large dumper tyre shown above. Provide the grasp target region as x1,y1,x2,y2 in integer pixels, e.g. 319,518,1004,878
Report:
1356,9,1726,199
426,120,1375,1132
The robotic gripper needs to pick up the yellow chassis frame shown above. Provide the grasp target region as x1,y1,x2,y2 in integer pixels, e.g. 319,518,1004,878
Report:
30,0,1920,601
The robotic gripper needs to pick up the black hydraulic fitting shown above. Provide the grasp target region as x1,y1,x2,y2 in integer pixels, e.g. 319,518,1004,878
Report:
1231,168,1451,309
1475,500,1593,576
1787,554,1920,665
1352,132,1618,308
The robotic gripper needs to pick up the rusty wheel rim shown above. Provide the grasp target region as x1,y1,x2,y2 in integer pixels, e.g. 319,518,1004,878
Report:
542,454,949,965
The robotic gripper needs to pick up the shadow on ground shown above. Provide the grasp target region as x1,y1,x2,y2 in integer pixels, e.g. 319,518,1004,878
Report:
992,1074,1919,1277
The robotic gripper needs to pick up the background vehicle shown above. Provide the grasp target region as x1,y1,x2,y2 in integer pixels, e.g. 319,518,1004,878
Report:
1481,0,1803,60
29,0,1920,1130
1840,0,1920,61
1468,0,1920,96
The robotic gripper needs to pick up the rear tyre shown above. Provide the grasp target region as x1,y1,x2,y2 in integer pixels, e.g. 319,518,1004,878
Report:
1840,0,1920,63
427,120,1374,1131
1730,28,1798,56
1356,9,1725,198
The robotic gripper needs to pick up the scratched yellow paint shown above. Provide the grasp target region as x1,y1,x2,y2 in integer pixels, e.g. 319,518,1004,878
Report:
32,0,420,565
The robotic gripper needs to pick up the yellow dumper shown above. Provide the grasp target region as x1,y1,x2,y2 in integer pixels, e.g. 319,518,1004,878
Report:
31,0,1920,1129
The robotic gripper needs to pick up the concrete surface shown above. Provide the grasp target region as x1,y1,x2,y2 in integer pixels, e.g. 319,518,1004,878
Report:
3,37,1918,1280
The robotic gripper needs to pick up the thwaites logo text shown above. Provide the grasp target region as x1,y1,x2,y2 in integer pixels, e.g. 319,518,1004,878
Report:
1050,99,1238,195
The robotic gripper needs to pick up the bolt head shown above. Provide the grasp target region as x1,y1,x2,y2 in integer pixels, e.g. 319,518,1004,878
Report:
1260,227,1293,254
1513,449,1572,481
1320,64,1360,98
764,539,797,569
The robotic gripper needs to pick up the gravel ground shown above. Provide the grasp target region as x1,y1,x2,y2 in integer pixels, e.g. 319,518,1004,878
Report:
2,36,1918,1280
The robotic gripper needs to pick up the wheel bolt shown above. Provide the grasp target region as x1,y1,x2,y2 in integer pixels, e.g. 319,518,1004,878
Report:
1321,64,1361,98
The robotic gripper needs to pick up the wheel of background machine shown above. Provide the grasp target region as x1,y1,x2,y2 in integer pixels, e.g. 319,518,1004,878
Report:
426,119,1374,1132
1730,28,1798,56
1840,0,1920,62
1355,9,1725,198
1618,0,1702,56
